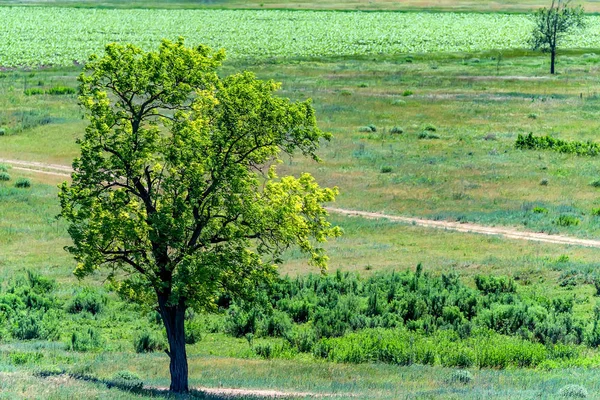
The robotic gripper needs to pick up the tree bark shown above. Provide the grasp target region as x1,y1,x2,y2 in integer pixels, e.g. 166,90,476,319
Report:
159,296,189,393
551,50,556,74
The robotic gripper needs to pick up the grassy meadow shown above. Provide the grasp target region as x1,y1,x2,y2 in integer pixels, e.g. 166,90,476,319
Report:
4,1,600,398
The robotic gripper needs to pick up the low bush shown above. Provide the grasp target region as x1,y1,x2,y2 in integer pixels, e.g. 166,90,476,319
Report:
45,86,76,95
380,166,393,173
0,172,10,181
555,215,580,227
10,351,43,365
389,126,404,134
69,327,104,352
418,132,440,140
65,288,106,315
422,123,437,132
358,126,372,133
447,369,472,384
134,330,165,353
516,133,600,157
558,384,588,398
24,88,45,96
15,178,31,188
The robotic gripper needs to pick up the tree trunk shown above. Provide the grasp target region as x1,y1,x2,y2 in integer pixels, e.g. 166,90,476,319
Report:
551,50,556,74
159,296,189,393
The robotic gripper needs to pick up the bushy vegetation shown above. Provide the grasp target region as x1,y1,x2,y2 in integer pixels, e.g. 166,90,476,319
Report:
0,272,60,341
516,133,600,156
222,268,600,368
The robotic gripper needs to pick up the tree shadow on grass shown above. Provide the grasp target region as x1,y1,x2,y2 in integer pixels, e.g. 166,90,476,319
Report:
35,368,294,399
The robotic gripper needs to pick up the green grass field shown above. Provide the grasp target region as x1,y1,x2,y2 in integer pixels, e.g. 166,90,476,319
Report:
2,1,600,398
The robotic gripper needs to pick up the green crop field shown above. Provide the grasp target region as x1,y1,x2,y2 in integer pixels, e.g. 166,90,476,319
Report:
5,0,600,13
2,1,600,399
1,8,600,67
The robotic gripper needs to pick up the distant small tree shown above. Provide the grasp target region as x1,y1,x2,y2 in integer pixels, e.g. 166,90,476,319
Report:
530,0,585,74
59,39,341,393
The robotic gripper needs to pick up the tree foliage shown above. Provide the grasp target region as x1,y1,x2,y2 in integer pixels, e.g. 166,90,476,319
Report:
530,0,585,74
58,38,340,392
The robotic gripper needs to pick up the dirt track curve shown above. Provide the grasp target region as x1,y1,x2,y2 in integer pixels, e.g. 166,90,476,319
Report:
2,157,599,249
326,207,600,249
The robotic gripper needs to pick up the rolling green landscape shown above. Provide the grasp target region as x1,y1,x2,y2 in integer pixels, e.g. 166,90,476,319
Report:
3,0,600,399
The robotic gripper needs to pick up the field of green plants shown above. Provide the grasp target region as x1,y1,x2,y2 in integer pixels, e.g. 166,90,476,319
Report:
5,1,600,399
2,7,600,67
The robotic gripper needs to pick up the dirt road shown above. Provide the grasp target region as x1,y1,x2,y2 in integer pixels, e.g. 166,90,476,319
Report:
326,207,600,249
2,157,599,249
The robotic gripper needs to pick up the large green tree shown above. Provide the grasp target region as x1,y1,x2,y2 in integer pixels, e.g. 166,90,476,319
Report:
530,0,585,74
59,39,340,393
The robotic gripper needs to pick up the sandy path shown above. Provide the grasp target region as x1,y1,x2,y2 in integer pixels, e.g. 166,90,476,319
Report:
326,207,600,249
2,157,599,250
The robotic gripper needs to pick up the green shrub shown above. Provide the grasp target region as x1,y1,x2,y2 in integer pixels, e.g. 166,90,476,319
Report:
65,288,106,315
0,172,10,181
474,275,516,295
422,123,437,132
46,86,76,95
24,88,45,96
110,370,144,392
516,133,600,157
254,342,274,359
10,351,43,365
418,132,439,140
0,129,5,136
15,178,31,188
69,327,104,352
540,179,549,186
555,215,580,227
592,208,600,217
528,113,538,119
134,330,165,353
590,179,600,188
559,384,588,398
0,164,7,172
447,369,472,384
533,206,548,214
380,166,393,173
11,312,56,340
263,310,293,338
389,126,404,134
358,126,374,133
184,319,203,345
286,325,316,353
593,277,600,297
402,90,413,96
225,304,261,337
26,270,56,294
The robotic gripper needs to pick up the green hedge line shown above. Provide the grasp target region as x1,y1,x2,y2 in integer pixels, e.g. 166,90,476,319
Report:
515,133,600,156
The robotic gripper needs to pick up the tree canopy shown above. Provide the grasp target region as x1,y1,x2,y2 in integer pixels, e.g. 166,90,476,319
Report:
530,0,585,74
59,38,340,392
